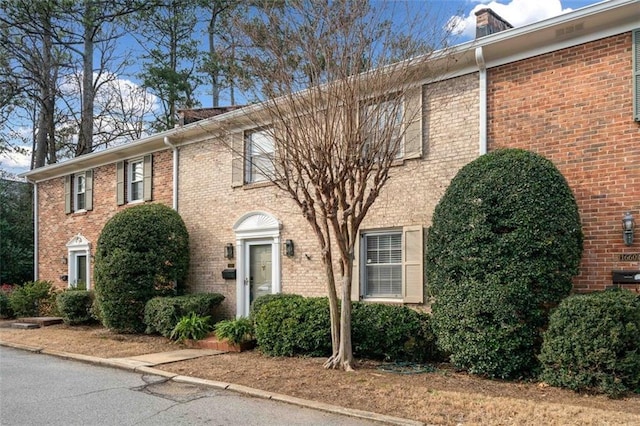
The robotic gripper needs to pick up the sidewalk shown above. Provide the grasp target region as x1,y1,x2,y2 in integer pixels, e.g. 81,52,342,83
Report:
0,339,423,426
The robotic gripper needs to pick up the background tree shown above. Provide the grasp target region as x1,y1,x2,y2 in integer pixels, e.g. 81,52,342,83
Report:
225,0,452,370
132,0,202,131
0,172,33,285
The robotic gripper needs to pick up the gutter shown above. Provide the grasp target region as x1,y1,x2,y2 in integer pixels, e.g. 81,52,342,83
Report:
164,137,179,211
475,46,487,155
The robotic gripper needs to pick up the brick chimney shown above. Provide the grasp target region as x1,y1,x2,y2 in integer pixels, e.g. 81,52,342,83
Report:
475,8,513,38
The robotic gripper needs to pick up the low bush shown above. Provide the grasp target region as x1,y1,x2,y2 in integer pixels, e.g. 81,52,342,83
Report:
539,289,640,397
9,280,57,317
253,295,440,362
250,293,304,320
0,284,15,319
144,293,225,338
352,302,440,362
254,296,331,357
170,313,213,342
214,318,254,344
56,290,95,325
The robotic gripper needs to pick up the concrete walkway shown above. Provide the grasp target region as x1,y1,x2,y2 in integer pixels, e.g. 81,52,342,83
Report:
0,340,423,426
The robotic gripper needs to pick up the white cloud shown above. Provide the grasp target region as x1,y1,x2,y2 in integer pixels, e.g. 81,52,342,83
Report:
0,146,32,177
449,0,574,40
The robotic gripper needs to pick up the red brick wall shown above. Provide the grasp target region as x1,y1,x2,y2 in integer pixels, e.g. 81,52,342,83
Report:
37,149,173,290
487,33,640,293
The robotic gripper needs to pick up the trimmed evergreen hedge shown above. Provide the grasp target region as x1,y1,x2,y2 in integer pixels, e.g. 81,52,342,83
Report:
426,149,583,378
144,293,225,337
252,295,439,362
539,289,640,397
56,290,95,325
94,204,190,333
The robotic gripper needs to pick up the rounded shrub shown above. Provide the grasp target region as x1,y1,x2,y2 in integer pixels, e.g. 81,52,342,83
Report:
94,204,189,333
56,290,95,325
253,296,331,357
539,289,640,397
426,149,583,378
9,280,57,318
352,302,440,362
144,293,225,337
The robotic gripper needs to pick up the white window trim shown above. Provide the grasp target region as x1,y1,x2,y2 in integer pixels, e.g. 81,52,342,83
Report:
127,158,144,203
73,173,86,212
360,229,403,300
245,128,275,184
66,234,91,290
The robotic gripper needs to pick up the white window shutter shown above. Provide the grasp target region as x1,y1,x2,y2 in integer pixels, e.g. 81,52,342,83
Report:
85,170,93,211
143,154,152,201
116,161,125,205
403,86,423,159
402,225,423,303
231,132,244,187
633,29,640,122
64,175,72,214
351,234,361,301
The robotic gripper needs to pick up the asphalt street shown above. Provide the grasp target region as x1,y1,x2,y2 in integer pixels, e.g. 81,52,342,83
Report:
0,346,377,426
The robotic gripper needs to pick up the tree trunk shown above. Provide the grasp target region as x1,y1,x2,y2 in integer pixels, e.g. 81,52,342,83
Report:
77,0,94,156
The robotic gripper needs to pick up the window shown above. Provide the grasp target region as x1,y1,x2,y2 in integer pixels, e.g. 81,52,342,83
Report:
128,159,144,202
75,174,85,211
360,97,404,159
64,170,93,214
363,232,402,298
352,225,423,303
116,155,152,205
245,128,275,183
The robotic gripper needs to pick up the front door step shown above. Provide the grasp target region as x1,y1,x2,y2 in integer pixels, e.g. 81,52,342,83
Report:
16,317,63,326
12,322,41,329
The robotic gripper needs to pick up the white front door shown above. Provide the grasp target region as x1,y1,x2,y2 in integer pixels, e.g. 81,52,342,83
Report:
247,242,272,309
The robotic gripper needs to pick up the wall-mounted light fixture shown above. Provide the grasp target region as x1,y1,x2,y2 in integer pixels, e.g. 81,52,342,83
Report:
622,212,635,246
225,243,234,259
285,239,294,257
61,255,68,265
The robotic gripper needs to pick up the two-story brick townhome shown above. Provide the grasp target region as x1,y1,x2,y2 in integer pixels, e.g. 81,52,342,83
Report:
22,0,640,318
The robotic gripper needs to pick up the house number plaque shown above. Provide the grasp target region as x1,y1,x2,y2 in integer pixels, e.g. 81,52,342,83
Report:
618,253,640,262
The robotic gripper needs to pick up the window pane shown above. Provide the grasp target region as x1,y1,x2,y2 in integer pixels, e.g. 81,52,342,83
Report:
247,129,275,183
132,162,143,182
76,175,85,193
131,181,142,200
364,232,402,298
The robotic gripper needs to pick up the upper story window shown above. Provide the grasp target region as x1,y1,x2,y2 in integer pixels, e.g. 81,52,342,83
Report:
360,97,404,159
74,173,86,211
128,159,144,202
116,154,152,205
245,128,275,183
64,170,93,214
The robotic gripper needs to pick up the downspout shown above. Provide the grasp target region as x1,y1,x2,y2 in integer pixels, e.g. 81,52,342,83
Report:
475,46,488,155
164,136,179,211
27,179,39,281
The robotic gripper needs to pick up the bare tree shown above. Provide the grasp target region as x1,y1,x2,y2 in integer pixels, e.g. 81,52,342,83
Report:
229,0,454,370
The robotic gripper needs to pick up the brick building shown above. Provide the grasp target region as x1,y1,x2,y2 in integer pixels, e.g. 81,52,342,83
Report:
22,0,640,318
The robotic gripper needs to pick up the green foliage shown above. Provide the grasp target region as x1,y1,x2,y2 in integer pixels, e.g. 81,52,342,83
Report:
56,290,95,325
426,149,583,378
0,179,33,285
539,289,640,398
214,318,255,345
0,284,15,318
253,296,331,357
144,293,225,338
8,280,56,317
250,293,304,320
94,204,190,333
170,313,213,342
253,295,439,362
352,302,441,362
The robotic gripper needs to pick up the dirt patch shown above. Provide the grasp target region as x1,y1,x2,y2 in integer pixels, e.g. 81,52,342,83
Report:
1,322,638,425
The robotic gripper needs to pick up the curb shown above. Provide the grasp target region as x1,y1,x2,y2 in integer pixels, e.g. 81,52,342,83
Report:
0,340,424,426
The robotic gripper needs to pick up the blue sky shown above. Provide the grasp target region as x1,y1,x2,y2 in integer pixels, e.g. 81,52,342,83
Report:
1,0,608,177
